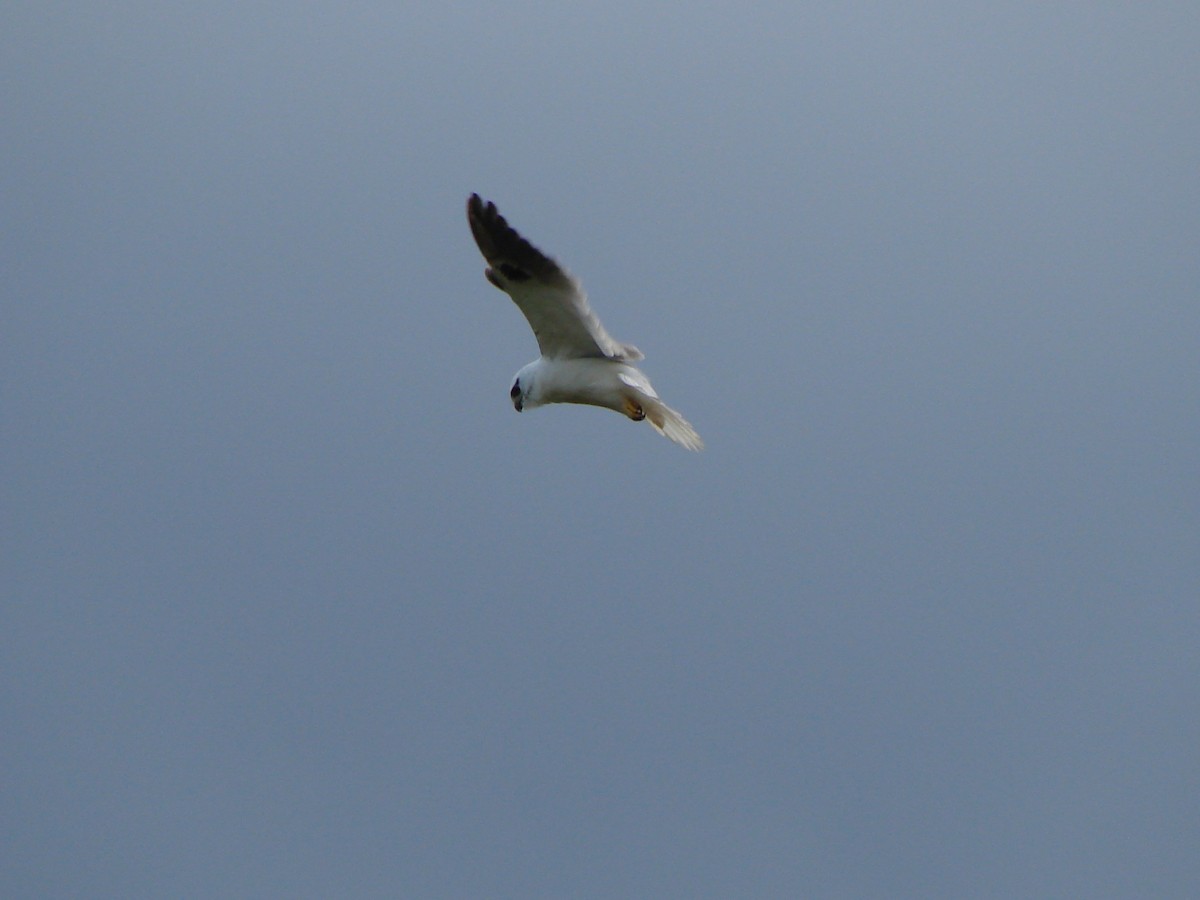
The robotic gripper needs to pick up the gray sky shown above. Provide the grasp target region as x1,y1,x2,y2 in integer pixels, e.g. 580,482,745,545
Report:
4,2,1198,897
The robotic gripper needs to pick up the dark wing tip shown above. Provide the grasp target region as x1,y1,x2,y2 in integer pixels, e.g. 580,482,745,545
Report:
466,192,494,225
466,193,500,259
465,194,563,285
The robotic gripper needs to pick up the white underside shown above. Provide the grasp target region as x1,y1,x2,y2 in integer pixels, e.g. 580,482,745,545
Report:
517,356,703,450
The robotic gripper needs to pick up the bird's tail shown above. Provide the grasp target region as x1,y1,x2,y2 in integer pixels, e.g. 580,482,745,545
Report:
643,397,704,451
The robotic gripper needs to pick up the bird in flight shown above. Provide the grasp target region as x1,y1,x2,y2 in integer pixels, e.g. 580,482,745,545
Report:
466,194,703,450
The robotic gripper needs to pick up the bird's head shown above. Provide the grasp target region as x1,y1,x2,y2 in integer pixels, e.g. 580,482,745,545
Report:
509,363,544,413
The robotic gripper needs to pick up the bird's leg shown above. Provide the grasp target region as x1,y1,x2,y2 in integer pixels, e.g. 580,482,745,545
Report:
622,397,646,421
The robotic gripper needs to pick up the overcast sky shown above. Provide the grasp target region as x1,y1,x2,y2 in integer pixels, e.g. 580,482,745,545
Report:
4,2,1198,897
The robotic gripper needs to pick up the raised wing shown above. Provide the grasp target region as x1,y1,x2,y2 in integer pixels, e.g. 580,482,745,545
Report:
467,194,642,361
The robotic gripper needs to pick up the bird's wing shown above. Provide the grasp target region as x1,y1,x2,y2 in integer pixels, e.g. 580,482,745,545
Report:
466,194,642,361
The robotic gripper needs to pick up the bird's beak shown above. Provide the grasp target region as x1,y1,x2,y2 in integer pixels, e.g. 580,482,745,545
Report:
513,397,523,412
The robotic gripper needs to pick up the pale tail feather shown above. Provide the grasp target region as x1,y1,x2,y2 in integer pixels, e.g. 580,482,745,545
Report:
643,398,704,451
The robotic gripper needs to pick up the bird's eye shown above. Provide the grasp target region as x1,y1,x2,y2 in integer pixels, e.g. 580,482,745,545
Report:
510,381,521,398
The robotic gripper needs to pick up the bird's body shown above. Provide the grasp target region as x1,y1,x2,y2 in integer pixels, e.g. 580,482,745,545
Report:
466,194,703,450
514,357,636,412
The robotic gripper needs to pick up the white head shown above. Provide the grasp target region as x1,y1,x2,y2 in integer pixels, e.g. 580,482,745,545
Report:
509,360,543,413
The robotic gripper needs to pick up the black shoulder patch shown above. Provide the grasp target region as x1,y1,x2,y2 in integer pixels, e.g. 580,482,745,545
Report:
498,263,531,282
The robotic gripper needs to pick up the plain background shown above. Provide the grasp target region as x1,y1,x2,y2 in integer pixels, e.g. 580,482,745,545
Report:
4,3,1198,897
